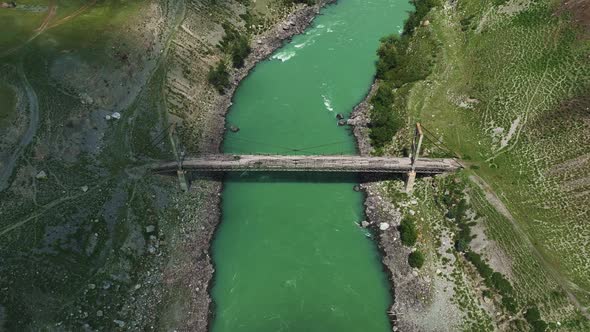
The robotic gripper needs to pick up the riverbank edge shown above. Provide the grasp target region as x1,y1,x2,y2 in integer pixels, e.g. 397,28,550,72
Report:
193,1,337,331
349,82,400,328
349,81,419,331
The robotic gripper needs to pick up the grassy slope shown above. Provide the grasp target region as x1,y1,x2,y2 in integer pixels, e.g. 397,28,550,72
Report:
0,1,183,330
383,0,590,328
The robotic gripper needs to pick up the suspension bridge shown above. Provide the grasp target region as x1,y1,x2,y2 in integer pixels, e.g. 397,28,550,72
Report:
152,123,462,192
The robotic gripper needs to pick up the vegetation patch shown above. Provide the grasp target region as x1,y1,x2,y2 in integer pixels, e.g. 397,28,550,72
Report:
399,216,418,247
369,0,440,150
219,23,252,68
377,0,590,326
0,82,17,128
208,61,231,94
408,250,425,269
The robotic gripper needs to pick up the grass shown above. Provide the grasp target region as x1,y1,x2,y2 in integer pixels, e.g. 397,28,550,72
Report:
0,0,183,329
0,82,17,128
0,0,298,329
376,0,590,327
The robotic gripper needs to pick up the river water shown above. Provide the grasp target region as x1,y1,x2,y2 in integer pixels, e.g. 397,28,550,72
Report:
211,0,411,330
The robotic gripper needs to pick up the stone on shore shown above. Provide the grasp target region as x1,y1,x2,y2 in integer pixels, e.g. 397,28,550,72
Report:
379,222,390,231
35,171,48,180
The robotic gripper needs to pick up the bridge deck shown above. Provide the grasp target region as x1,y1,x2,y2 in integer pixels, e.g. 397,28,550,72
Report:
152,154,461,174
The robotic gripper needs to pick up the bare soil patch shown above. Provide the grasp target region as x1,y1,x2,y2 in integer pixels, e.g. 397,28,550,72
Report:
558,0,590,37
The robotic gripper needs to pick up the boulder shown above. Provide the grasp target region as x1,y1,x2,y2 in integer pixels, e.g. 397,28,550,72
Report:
336,113,345,120
379,222,390,231
361,220,370,228
0,2,16,8
337,119,347,126
347,118,359,126
35,171,48,180
229,125,240,133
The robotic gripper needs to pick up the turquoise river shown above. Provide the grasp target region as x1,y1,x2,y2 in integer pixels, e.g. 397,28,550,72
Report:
211,0,412,331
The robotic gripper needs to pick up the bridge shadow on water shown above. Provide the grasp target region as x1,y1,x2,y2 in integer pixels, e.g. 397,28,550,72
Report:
186,171,406,185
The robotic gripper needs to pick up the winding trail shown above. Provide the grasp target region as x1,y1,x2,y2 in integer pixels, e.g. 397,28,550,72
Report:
1,0,97,57
0,64,39,192
46,0,98,29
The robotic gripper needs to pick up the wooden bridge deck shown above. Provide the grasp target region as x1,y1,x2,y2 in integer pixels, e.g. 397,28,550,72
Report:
152,154,461,174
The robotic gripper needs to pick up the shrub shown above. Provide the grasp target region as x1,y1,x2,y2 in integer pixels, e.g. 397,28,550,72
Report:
491,272,513,295
502,296,518,314
369,7,438,148
219,23,251,68
525,307,548,332
454,237,469,252
230,35,251,68
402,0,439,35
208,61,230,93
465,251,493,279
399,217,418,246
368,83,403,148
465,250,517,312
408,250,425,268
525,307,541,322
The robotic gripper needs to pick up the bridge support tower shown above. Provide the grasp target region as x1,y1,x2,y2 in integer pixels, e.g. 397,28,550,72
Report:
405,123,424,193
168,123,189,192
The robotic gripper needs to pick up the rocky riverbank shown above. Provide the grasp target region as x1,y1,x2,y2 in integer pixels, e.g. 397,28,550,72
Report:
350,82,453,331
178,1,336,331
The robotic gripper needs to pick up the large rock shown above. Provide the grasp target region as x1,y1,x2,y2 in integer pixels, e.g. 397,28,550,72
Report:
35,171,48,180
379,222,390,231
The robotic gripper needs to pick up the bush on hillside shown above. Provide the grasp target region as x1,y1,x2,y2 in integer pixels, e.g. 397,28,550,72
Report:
399,217,418,247
408,250,425,268
208,61,230,93
230,35,251,68
219,23,251,68
368,83,403,147
403,0,439,35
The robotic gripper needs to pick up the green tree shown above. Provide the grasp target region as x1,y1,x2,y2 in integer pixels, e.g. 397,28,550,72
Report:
408,250,425,269
524,306,549,329
231,36,251,68
399,217,418,246
208,61,230,93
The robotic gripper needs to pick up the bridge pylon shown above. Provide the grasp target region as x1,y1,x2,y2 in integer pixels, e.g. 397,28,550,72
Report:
168,122,189,192
405,123,424,193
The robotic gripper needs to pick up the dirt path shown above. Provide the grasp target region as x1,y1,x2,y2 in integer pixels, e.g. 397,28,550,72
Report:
0,64,39,192
47,0,98,29
1,0,96,57
33,0,57,33
469,174,590,320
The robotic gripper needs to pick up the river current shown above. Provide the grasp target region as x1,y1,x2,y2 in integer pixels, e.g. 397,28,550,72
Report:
211,0,411,330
